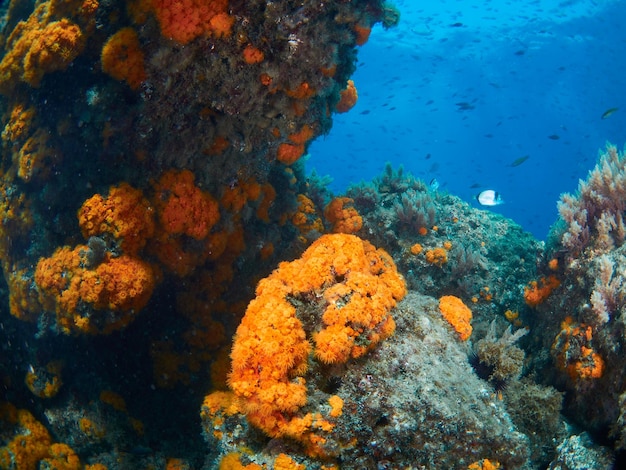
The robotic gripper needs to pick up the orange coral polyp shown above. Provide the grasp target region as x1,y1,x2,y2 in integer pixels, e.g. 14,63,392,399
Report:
78,183,155,255
439,295,473,341
151,0,232,44
277,142,305,165
35,247,156,334
336,80,358,113
23,19,86,87
524,275,560,307
242,44,264,64
425,247,448,266
153,169,220,240
228,234,405,451
324,197,362,234
353,24,371,46
101,27,147,90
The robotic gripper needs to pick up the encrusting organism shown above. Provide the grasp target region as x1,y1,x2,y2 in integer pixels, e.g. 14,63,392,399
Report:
210,233,405,457
439,295,473,341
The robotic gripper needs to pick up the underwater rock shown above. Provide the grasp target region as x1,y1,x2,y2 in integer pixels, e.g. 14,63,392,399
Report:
202,291,532,469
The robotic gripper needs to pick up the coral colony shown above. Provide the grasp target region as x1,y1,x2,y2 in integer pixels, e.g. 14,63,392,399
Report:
0,1,622,469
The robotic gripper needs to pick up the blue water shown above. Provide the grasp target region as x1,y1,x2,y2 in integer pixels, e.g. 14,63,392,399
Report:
310,0,626,240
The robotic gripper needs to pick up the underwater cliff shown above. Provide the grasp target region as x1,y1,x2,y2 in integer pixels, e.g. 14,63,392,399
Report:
0,1,624,469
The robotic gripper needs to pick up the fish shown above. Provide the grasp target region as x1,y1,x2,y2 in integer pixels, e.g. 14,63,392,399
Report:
601,107,619,119
476,190,503,206
510,155,529,167
429,178,440,190
548,134,560,140
456,102,475,111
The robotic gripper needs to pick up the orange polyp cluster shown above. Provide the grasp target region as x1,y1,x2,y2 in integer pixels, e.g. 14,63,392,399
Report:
242,44,264,64
101,27,147,90
21,19,85,87
78,183,155,255
291,194,324,237
0,402,81,469
323,197,362,234
153,169,220,240
277,142,305,165
410,243,423,255
25,361,63,399
524,275,561,307
16,127,57,183
353,24,371,46
336,80,358,113
0,0,98,95
205,135,230,155
439,295,473,341
285,82,316,100
220,179,262,213
150,0,233,44
468,459,501,470
226,234,405,454
276,125,316,165
552,317,605,380
35,246,156,334
425,247,448,266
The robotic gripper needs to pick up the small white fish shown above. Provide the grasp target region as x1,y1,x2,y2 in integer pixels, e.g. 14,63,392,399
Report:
476,190,503,206
429,178,440,190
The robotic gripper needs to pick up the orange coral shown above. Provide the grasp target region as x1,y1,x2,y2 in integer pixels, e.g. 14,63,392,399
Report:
285,82,315,99
153,169,220,240
205,135,230,155
101,27,147,90
25,361,63,399
78,183,155,255
41,443,81,469
218,453,262,470
439,295,473,341
23,19,86,87
226,234,405,454
524,275,560,307
468,459,501,470
552,317,605,380
220,178,261,212
151,0,233,44
35,247,156,334
336,80,358,113
324,197,362,234
242,44,264,64
410,243,423,255
0,2,95,93
2,103,36,143
291,194,324,236
276,125,316,164
0,403,80,469
274,454,305,470
425,247,448,266
99,390,127,412
353,24,371,46
288,125,315,145
0,404,52,469
277,142,305,165
15,127,58,182
148,169,223,275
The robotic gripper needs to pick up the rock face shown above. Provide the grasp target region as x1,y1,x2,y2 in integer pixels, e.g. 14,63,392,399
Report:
323,292,531,469
202,291,533,469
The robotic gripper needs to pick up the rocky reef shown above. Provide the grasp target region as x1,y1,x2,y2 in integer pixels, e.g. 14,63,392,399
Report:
0,1,623,469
